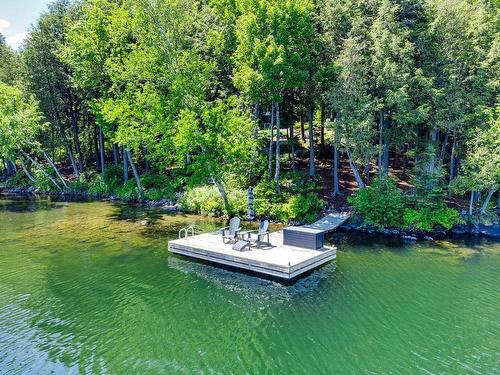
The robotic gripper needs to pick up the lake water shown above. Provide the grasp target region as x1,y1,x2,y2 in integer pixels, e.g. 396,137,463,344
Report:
0,197,498,374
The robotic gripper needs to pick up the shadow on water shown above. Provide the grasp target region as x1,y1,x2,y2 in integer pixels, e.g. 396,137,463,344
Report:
167,255,338,302
0,196,68,213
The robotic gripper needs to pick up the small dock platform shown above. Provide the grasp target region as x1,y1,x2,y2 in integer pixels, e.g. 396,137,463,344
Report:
305,212,351,233
168,231,336,280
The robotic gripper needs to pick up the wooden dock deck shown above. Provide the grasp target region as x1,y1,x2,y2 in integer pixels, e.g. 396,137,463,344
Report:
168,231,336,280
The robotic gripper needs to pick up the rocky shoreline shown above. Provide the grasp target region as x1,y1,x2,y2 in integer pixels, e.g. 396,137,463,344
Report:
338,220,500,240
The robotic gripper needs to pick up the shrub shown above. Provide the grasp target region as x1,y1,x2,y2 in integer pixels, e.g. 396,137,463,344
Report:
115,180,140,201
227,188,247,217
5,171,30,188
33,168,56,192
102,166,123,191
403,207,460,232
87,175,109,196
281,193,325,223
180,185,223,216
68,177,89,194
348,177,405,228
140,172,183,201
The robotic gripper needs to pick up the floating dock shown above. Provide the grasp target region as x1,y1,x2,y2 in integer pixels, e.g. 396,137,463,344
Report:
168,231,336,280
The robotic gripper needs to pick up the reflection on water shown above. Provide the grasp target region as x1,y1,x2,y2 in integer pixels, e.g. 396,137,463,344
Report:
0,196,498,374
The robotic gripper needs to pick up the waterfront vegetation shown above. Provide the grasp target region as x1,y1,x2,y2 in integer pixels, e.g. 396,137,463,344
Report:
0,0,498,230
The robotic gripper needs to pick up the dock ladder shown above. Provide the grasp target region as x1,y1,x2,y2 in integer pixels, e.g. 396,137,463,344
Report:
179,226,195,239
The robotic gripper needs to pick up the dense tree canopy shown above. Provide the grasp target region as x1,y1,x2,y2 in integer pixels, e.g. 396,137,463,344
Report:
0,0,498,222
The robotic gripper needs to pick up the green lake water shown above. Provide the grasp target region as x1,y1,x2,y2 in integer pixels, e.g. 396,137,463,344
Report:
0,197,498,374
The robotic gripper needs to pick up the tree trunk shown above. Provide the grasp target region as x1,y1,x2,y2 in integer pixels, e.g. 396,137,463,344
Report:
98,126,105,173
439,130,449,165
308,105,315,179
21,150,61,191
123,145,128,182
274,102,281,192
215,178,230,213
364,161,371,184
448,136,457,198
94,126,100,169
286,123,291,165
333,113,340,196
378,110,383,176
346,148,365,189
428,128,438,173
45,77,79,177
300,111,305,141
59,124,79,178
469,190,475,216
70,107,83,173
320,105,325,156
40,149,68,189
145,148,150,172
19,158,36,184
290,125,296,172
126,148,144,200
382,132,389,176
113,144,119,166
268,104,274,179
480,188,496,215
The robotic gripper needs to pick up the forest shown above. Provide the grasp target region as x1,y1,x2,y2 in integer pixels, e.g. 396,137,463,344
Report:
0,0,498,231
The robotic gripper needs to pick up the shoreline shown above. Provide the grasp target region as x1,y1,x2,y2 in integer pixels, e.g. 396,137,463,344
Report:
2,188,499,240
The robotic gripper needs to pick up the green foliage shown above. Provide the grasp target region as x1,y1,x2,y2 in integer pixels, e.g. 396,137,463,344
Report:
115,180,140,201
254,172,325,223
5,171,30,188
140,172,183,201
33,168,54,192
68,178,89,194
403,207,460,232
351,176,461,231
101,166,122,190
180,185,224,216
87,175,109,196
348,177,405,227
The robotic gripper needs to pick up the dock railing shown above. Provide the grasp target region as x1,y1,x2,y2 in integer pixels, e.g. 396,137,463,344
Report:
178,226,195,239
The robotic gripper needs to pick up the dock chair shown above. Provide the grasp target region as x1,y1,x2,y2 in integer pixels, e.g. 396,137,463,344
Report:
219,216,241,244
240,219,270,248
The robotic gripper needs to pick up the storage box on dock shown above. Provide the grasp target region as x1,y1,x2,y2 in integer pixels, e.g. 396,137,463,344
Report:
283,227,324,250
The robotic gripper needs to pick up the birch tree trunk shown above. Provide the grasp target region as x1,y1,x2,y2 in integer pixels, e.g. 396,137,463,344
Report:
98,126,105,173
21,150,62,191
480,187,496,215
346,148,365,189
123,145,128,182
274,102,281,192
468,190,475,216
40,149,68,189
268,104,274,179
308,105,315,178
215,178,230,213
19,158,36,184
126,148,144,200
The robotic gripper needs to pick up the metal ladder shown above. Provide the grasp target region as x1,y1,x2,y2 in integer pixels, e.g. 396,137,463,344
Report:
178,226,195,239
